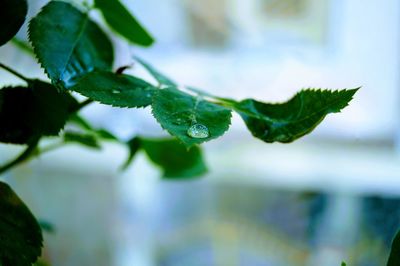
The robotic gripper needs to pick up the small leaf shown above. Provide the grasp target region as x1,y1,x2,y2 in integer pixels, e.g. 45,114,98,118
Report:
387,230,400,266
96,129,118,141
64,131,101,149
341,262,347,266
68,114,94,131
121,137,141,170
71,71,156,108
134,56,176,86
142,138,207,178
233,88,359,143
29,1,114,88
38,219,55,234
152,88,232,147
94,0,154,46
0,80,77,144
0,181,43,266
0,0,28,46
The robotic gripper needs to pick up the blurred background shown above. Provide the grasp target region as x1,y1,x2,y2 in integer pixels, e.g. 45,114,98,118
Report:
1,0,400,265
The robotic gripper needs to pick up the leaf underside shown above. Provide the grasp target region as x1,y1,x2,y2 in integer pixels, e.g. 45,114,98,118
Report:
234,88,359,143
0,0,28,46
0,81,77,144
71,71,156,108
152,88,232,147
0,181,43,266
94,0,154,46
28,1,114,88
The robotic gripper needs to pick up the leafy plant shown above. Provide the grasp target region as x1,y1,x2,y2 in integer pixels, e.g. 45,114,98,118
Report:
0,0,358,264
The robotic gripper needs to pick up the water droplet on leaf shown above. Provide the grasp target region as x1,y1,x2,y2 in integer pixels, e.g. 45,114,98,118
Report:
187,124,209,139
112,89,121,94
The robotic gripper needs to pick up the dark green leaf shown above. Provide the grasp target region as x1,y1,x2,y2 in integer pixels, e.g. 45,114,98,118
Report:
64,131,101,149
28,1,114,88
387,230,400,266
142,138,207,178
152,88,232,147
0,0,28,46
71,71,156,108
233,88,359,143
94,0,154,46
121,137,141,170
0,181,43,266
134,56,176,86
341,262,347,266
0,80,76,144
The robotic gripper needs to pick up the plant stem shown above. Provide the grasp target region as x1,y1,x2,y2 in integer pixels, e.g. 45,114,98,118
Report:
0,138,40,175
75,99,94,112
0,63,31,83
11,38,35,56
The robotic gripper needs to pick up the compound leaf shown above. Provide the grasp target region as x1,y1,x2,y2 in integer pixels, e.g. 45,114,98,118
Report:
71,71,156,108
152,88,232,147
233,88,359,143
388,230,400,266
0,181,43,266
95,0,154,46
0,0,28,46
28,1,113,88
134,56,176,86
0,80,77,144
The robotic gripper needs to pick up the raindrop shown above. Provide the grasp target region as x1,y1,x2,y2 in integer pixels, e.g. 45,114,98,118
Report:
112,89,121,94
187,124,209,139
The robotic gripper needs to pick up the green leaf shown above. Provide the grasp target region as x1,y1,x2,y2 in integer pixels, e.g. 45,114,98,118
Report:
68,115,119,141
152,88,232,147
71,71,156,108
0,0,28,46
28,1,114,88
96,129,118,141
0,80,77,144
94,0,154,46
142,138,207,178
0,181,43,266
341,262,347,266
121,137,141,170
68,114,94,131
134,56,176,86
233,88,359,143
387,230,400,266
38,220,55,234
64,131,101,149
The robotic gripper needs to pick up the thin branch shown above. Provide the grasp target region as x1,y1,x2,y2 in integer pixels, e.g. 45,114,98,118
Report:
11,38,35,56
0,63,31,83
0,138,40,175
75,98,94,112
